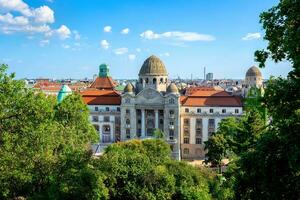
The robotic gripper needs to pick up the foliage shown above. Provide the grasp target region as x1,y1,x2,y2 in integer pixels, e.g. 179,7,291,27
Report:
95,139,212,200
0,64,100,199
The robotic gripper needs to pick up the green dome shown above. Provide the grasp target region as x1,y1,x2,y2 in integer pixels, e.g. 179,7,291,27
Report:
57,84,72,103
99,63,110,77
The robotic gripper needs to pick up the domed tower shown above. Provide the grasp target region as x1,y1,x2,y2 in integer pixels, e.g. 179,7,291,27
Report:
99,63,110,77
137,55,168,92
245,66,263,88
124,82,134,94
57,84,72,103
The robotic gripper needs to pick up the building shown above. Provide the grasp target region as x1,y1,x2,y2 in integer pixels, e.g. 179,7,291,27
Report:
206,73,213,81
121,55,181,159
180,87,242,159
80,55,244,160
81,64,121,153
242,66,263,97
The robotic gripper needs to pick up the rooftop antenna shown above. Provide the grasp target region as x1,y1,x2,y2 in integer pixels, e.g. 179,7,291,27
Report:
204,67,206,80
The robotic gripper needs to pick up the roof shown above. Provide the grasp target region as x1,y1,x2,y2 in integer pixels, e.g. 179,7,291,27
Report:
181,87,242,107
81,89,121,105
138,55,168,76
167,83,179,93
90,77,116,90
246,66,262,77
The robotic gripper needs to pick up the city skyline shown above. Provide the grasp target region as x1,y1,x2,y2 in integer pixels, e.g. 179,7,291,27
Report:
0,0,292,79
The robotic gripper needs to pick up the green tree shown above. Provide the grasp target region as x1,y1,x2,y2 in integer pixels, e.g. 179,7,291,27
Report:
0,64,103,199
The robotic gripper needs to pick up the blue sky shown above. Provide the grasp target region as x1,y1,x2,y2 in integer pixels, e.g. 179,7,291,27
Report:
0,0,292,79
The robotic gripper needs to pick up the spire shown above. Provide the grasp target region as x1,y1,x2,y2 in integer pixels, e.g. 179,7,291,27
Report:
99,64,110,77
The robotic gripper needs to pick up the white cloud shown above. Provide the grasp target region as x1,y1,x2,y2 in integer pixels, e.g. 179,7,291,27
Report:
128,54,136,60
140,30,215,41
33,6,54,24
73,30,80,40
0,13,28,25
136,48,141,52
39,39,49,47
164,52,170,57
114,47,128,55
121,28,129,34
100,39,109,49
0,0,32,16
56,25,71,39
242,32,261,40
103,25,111,33
62,44,70,49
0,0,74,42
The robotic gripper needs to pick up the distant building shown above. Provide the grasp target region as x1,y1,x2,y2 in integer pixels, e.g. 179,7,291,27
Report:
206,73,213,81
242,66,263,97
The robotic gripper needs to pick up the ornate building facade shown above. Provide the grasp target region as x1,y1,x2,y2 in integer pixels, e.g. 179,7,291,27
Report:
81,55,245,160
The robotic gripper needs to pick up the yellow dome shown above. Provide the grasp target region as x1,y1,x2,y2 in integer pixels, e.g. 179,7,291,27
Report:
139,55,168,76
124,83,134,93
246,66,262,77
167,83,179,93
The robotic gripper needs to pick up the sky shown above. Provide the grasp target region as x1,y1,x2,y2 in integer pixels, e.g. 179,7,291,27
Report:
0,0,292,80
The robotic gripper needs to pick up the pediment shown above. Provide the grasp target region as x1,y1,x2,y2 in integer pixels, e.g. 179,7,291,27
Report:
135,88,164,104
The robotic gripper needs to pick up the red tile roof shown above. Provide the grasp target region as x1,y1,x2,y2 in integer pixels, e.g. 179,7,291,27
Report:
81,89,121,105
181,87,242,107
90,77,116,90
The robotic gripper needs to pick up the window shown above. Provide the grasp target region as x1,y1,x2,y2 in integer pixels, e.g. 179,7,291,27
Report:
104,116,110,122
184,137,189,144
160,119,164,124
183,148,189,154
208,119,215,127
95,107,98,111
138,119,141,124
153,78,157,84
184,127,189,136
92,116,98,122
103,125,110,133
169,129,174,140
222,109,226,113
146,78,149,84
185,108,189,113
126,109,130,114
93,124,99,131
169,121,174,125
137,129,141,137
125,98,130,103
209,109,214,113
169,110,174,115
106,107,109,111
196,138,202,144
184,118,190,126
139,78,143,83
117,107,120,112
197,108,201,113
169,98,175,104
126,129,130,139
126,119,130,125
235,109,239,114
160,78,163,83
196,118,202,126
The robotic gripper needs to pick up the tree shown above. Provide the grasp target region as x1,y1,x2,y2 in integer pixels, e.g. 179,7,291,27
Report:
95,139,212,200
235,0,300,198
0,64,101,199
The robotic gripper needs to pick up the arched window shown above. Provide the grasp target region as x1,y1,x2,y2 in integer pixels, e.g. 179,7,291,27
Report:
153,78,157,84
146,78,149,84
126,119,130,124
165,78,168,83
160,78,163,84
169,98,175,104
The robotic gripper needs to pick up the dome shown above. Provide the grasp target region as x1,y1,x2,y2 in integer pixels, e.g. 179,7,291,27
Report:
139,55,168,76
167,83,179,93
124,82,134,93
246,66,262,77
57,84,72,103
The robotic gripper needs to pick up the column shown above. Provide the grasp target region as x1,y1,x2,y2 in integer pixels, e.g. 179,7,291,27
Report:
155,110,159,129
202,118,209,142
141,109,145,137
